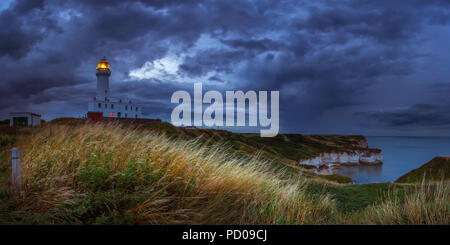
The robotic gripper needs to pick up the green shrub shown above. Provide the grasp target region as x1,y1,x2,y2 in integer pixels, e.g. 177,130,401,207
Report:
113,159,138,191
77,155,112,192
0,135,16,148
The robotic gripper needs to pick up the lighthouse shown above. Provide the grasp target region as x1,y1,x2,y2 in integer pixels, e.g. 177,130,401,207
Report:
88,57,142,118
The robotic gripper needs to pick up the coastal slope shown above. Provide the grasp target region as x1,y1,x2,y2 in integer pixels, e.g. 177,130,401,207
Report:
395,156,450,183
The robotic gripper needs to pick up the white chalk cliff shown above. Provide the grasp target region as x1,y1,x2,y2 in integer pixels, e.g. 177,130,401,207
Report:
299,150,382,168
300,150,383,167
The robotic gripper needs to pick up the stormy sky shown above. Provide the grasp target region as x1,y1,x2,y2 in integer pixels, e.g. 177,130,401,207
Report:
1,0,450,136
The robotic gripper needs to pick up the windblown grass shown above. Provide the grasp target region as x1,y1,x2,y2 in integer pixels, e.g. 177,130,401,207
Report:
1,123,448,225
342,180,449,225
13,124,335,224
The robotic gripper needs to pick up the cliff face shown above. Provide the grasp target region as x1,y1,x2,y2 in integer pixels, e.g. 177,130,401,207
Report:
298,138,382,168
299,150,383,167
355,137,368,148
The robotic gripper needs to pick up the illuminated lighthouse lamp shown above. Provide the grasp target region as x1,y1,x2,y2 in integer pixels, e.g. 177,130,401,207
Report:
97,58,110,70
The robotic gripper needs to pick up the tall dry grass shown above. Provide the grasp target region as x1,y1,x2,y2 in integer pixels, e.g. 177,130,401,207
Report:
342,180,449,225
16,124,336,224
8,123,449,224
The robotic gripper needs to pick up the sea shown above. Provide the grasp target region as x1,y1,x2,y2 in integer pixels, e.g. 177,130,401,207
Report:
331,136,450,184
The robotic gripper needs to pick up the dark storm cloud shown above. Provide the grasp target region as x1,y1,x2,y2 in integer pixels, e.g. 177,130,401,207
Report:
221,38,283,52
208,76,225,83
0,0,449,135
300,6,420,42
180,50,246,77
358,104,450,127
12,0,45,14
0,0,59,58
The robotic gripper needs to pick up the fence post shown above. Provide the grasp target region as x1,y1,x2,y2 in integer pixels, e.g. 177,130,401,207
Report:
12,147,21,192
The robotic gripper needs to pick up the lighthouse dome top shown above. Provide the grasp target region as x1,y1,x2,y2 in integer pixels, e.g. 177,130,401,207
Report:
97,56,110,71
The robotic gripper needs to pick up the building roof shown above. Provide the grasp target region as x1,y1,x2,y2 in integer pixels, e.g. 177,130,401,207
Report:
9,112,42,117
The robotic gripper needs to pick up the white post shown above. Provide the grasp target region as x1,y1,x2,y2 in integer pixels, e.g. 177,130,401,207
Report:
12,147,21,192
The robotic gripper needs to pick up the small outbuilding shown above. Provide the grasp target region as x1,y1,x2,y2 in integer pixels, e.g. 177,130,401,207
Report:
9,112,41,127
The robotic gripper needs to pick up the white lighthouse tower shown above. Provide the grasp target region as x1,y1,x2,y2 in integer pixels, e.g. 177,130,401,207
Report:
96,56,111,101
88,57,142,118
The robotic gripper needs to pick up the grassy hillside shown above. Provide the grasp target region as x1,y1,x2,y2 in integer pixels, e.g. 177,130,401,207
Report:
395,157,450,183
135,121,380,180
142,122,375,161
0,122,448,225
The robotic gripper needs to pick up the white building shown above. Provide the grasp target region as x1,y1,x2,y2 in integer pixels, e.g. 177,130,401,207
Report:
88,57,142,118
9,112,41,127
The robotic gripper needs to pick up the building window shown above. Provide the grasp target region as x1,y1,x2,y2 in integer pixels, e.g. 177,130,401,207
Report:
125,113,127,118
135,114,138,118
131,106,133,110
136,107,138,111
125,106,128,111
118,112,121,118
105,104,107,109
111,104,114,109
98,103,101,108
